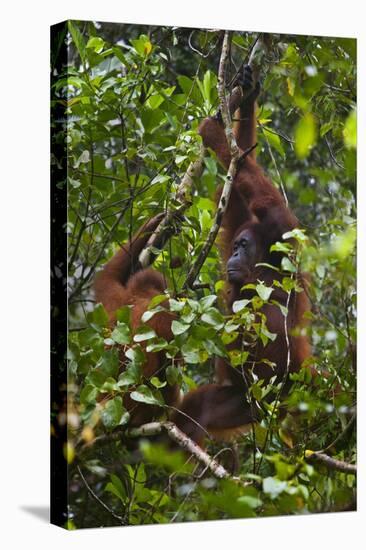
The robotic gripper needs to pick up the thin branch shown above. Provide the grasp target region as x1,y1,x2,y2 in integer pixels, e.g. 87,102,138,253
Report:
77,466,127,524
256,283,293,476
259,121,289,207
228,33,261,89
259,124,294,144
188,29,220,59
322,412,356,453
324,134,344,169
138,150,205,269
126,421,239,481
305,451,357,475
192,282,211,291
68,144,94,270
69,202,130,301
136,55,208,270
183,32,244,290
80,420,249,484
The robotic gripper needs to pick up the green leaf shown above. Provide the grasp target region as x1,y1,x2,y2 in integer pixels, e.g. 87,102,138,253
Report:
263,477,288,499
331,226,356,260
111,323,131,345
141,108,164,133
232,299,250,313
282,228,307,242
131,34,152,57
118,364,142,386
87,303,109,330
115,306,131,325
338,37,356,61
101,396,125,429
87,369,107,388
149,294,168,308
281,257,297,273
146,338,169,352
141,306,164,323
294,113,317,159
147,94,164,110
177,75,194,95
177,75,201,104
181,342,200,364
80,384,98,405
203,157,217,176
199,294,217,311
250,383,263,401
169,299,186,312
133,326,157,342
237,495,262,509
254,424,268,448
203,338,227,358
125,346,145,366
171,320,190,336
166,365,181,386
96,349,119,378
150,376,167,389
270,242,292,253
105,474,126,502
100,377,119,393
201,308,225,329
68,21,86,64
175,154,188,166
112,46,127,65
140,441,194,474
130,385,164,406
229,350,249,367
263,128,285,157
320,121,333,137
343,109,356,149
256,283,273,301
86,37,105,53
202,70,212,103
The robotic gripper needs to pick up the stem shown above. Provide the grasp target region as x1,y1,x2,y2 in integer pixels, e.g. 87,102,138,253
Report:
183,31,241,290
305,451,356,475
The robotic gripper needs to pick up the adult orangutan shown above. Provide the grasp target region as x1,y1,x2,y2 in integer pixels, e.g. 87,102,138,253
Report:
171,66,311,445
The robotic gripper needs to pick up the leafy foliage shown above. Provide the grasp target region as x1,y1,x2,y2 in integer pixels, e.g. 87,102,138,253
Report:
52,21,356,528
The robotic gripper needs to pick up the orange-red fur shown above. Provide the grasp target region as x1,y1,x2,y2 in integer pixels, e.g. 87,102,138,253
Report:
94,215,180,426
171,77,311,445
94,74,311,445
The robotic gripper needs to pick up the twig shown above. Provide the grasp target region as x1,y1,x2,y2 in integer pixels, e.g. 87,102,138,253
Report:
322,412,356,453
77,466,127,524
126,421,238,481
324,134,344,169
183,31,241,290
192,282,211,291
138,150,205,268
69,202,130,301
228,34,261,89
137,52,208,270
68,145,94,270
258,120,289,207
305,450,357,475
188,29,220,59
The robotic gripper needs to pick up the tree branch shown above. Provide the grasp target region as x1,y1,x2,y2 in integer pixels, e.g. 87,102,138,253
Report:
305,450,357,475
137,32,265,278
183,31,241,290
81,420,244,483
127,421,239,481
138,149,204,269
77,465,127,524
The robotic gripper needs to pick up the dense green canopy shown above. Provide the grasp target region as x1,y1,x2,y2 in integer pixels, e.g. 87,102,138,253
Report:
52,21,356,528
